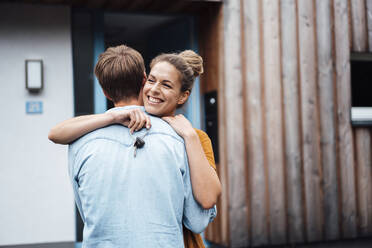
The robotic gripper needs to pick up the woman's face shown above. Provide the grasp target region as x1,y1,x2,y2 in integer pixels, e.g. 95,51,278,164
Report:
143,61,189,117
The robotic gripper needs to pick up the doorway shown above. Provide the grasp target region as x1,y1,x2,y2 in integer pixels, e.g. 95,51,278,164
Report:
103,12,202,128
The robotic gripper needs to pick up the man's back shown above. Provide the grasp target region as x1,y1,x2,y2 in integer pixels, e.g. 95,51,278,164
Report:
68,106,215,248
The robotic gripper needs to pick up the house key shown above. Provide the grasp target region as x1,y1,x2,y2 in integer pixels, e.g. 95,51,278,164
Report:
133,137,145,157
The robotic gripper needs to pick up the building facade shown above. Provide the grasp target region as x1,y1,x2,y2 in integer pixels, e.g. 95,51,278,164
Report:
0,0,371,247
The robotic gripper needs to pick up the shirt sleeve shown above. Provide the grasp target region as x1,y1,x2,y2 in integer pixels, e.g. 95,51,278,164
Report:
194,129,216,170
182,148,217,234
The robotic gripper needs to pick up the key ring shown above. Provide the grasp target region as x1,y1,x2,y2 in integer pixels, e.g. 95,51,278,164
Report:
129,129,149,157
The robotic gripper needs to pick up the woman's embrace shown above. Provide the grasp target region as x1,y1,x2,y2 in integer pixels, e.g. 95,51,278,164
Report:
49,45,221,248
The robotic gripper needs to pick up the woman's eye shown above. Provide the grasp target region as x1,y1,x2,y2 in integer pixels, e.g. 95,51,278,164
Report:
163,83,171,88
147,79,155,83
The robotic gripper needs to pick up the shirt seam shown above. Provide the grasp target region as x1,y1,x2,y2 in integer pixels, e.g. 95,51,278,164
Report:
71,131,184,163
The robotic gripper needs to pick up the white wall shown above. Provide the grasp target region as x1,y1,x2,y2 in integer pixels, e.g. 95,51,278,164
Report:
0,3,75,245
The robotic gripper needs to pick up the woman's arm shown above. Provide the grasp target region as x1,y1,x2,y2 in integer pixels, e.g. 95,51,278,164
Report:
48,109,151,144
162,115,222,209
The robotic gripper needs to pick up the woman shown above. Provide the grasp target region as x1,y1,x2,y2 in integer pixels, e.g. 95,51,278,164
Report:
49,50,221,248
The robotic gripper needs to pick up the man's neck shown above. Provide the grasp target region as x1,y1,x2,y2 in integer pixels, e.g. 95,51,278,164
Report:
114,98,142,107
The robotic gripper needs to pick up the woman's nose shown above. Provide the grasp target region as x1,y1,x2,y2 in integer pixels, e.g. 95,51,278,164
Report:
149,82,160,94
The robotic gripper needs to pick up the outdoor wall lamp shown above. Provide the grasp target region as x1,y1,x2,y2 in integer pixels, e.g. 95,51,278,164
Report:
25,59,43,92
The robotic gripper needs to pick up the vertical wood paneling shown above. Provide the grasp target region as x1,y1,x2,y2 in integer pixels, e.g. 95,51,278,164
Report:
280,0,305,244
333,0,357,239
350,0,372,238
222,0,249,246
243,0,268,246
214,0,372,246
262,0,286,245
315,0,340,240
297,0,324,242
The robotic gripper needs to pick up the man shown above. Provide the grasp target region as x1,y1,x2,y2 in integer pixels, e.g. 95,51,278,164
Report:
68,45,216,247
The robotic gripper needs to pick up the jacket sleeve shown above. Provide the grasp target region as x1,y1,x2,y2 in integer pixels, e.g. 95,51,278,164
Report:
182,149,217,234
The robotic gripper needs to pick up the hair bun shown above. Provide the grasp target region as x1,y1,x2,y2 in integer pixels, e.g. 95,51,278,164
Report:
178,50,204,77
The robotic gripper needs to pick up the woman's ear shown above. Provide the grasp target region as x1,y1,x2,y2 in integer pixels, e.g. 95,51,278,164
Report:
177,90,190,105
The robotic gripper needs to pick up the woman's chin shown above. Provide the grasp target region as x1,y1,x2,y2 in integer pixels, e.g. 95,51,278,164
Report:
144,106,163,117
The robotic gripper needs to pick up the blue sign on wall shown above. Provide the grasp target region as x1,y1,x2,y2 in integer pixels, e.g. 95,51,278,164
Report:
26,101,43,114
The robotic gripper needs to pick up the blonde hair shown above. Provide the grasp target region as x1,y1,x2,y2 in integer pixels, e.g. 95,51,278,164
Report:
150,50,203,93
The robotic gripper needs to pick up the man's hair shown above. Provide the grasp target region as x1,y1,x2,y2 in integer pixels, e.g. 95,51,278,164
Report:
94,45,145,103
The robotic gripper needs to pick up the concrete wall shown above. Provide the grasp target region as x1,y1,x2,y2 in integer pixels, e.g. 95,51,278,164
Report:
0,3,75,245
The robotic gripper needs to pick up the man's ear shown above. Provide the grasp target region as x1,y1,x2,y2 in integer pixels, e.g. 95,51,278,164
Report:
142,71,147,86
103,90,113,102
177,90,190,105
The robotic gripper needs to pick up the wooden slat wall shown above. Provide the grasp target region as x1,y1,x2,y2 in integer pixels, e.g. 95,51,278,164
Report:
205,0,372,246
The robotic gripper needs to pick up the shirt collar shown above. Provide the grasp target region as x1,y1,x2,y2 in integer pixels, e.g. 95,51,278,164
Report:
106,105,145,113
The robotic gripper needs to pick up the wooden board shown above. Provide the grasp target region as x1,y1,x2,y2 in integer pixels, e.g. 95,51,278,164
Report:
222,0,249,246
262,0,287,244
297,0,324,242
315,0,340,240
333,0,357,239
216,5,230,245
366,0,372,50
350,0,368,51
354,129,372,236
243,0,268,246
280,0,305,244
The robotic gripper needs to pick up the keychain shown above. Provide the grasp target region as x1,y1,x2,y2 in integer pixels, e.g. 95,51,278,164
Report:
130,129,149,158
133,137,145,157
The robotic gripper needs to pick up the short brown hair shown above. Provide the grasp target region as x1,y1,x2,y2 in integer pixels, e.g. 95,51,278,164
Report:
94,45,145,103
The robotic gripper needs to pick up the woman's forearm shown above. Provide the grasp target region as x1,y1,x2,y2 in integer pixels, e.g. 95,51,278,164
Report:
184,131,222,209
48,113,115,144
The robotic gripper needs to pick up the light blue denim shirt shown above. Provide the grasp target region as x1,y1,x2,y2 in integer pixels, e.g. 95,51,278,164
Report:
68,106,216,248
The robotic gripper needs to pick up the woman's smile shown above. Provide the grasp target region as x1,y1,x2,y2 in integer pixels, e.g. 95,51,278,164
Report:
147,96,163,104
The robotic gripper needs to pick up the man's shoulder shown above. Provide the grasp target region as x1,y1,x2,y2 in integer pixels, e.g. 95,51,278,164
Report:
69,115,184,155
147,115,183,143
106,106,182,142
69,124,129,155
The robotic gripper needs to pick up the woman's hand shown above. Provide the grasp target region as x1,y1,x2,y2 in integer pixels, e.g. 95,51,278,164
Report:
162,114,196,138
110,108,151,133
